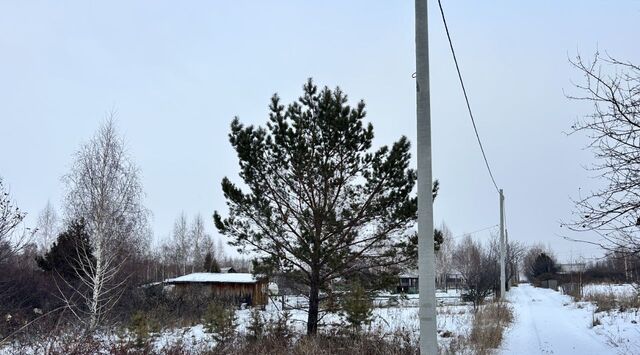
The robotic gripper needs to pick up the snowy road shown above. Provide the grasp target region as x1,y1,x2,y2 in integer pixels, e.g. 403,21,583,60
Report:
499,284,614,355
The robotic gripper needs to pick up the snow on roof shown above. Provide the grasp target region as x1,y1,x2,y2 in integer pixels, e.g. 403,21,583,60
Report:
164,272,259,284
399,272,419,278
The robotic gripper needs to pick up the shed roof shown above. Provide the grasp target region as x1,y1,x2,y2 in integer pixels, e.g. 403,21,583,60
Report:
164,272,259,284
399,271,419,279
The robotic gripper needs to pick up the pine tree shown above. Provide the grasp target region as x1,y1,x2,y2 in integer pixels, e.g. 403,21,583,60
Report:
204,251,213,272
203,251,221,272
342,281,373,331
211,257,221,273
204,301,237,343
215,79,419,335
36,219,95,280
246,307,265,341
530,253,559,281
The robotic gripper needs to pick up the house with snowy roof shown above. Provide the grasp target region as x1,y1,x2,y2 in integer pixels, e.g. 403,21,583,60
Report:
164,272,269,306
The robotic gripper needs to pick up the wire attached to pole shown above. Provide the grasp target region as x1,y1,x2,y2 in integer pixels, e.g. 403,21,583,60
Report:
437,0,500,193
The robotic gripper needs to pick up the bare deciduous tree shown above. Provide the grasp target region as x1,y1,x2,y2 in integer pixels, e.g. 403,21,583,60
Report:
489,235,525,289
35,200,58,253
0,177,32,265
63,117,148,331
216,237,225,262
190,214,209,272
0,177,35,310
453,236,499,310
435,223,454,290
566,52,640,253
173,212,190,275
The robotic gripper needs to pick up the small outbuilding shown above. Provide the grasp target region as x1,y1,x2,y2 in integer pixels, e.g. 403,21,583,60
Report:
398,271,419,294
219,267,236,273
557,263,586,275
164,272,269,306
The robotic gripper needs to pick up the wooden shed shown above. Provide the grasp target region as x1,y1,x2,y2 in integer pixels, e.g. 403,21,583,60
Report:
398,271,419,294
164,272,269,306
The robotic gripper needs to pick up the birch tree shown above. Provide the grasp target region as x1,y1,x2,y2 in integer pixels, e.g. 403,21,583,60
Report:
172,213,190,274
63,117,148,331
190,214,209,272
215,237,225,261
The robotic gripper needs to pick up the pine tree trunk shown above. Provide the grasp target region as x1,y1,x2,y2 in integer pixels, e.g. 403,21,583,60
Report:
307,270,320,335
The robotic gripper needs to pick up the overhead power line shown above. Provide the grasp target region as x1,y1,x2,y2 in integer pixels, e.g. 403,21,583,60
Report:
437,0,500,193
452,224,499,239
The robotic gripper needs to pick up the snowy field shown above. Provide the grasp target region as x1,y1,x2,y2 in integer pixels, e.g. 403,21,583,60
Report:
9,284,638,354
0,290,472,354
149,290,470,353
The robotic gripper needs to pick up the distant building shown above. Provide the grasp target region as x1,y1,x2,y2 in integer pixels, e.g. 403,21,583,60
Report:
219,267,236,273
398,271,419,294
399,270,463,293
164,272,268,306
558,263,586,275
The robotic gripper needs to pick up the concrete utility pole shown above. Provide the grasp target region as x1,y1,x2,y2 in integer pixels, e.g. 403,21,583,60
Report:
499,189,506,300
415,0,438,353
505,228,510,288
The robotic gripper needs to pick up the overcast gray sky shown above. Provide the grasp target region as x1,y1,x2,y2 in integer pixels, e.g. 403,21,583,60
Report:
1,1,639,261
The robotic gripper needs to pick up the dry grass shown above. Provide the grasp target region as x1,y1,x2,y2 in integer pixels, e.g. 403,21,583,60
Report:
438,301,514,355
4,328,420,355
583,292,618,312
583,290,640,313
468,302,514,355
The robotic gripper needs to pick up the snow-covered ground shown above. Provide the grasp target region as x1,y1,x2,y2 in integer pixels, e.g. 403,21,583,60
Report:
500,284,640,355
0,290,471,354
152,285,639,354
12,284,638,354
147,297,471,353
153,291,469,351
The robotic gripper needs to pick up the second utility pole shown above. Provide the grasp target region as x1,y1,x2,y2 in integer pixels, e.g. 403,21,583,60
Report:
500,189,506,300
